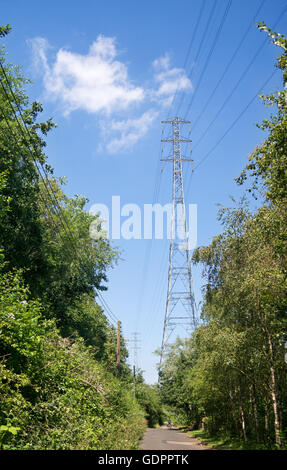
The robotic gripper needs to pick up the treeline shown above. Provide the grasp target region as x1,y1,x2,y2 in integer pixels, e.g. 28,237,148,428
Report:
0,25,161,450
159,24,287,449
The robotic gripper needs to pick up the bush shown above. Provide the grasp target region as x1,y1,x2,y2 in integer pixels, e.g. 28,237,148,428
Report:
0,268,146,449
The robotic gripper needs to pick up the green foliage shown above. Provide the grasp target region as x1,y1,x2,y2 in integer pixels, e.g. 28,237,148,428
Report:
37,180,118,322
236,24,287,205
159,338,201,428
0,268,145,449
0,25,11,38
134,372,164,427
0,424,20,450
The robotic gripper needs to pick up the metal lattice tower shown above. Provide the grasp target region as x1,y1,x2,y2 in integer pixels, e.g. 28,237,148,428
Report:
130,332,141,371
159,117,198,369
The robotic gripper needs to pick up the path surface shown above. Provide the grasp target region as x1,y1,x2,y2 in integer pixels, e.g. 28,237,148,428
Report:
140,426,211,450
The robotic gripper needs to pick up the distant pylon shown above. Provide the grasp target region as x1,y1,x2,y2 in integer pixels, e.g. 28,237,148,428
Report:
130,332,141,396
130,332,141,371
159,117,198,370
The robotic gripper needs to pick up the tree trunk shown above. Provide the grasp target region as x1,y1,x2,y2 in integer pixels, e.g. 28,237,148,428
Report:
237,386,247,442
229,381,239,436
264,399,270,439
267,332,282,447
251,384,259,442
239,402,247,442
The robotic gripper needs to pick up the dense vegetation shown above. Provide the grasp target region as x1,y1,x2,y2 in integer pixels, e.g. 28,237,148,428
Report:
0,25,162,450
159,24,287,449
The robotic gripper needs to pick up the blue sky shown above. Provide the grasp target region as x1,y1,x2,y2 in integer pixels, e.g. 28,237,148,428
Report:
2,0,287,383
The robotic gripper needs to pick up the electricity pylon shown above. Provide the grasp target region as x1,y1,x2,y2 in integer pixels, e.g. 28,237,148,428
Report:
159,117,198,371
130,332,141,372
130,332,141,396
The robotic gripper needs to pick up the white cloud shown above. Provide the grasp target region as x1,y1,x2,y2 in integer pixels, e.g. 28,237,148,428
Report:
29,38,192,153
30,35,144,115
151,53,192,107
101,109,159,154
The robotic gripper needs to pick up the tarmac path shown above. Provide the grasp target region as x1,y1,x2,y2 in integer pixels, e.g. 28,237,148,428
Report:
140,425,211,450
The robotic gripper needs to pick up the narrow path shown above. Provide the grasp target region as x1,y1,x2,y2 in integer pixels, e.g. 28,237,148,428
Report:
140,425,211,450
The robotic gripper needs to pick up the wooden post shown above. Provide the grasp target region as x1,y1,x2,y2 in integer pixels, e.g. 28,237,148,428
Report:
116,321,121,379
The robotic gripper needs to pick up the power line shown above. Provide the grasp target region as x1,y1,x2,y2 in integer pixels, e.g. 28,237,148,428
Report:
0,108,76,262
143,237,169,341
134,142,162,331
97,291,119,325
176,0,269,196
183,0,233,119
167,0,207,119
0,63,76,246
175,0,218,117
0,102,119,327
192,5,287,154
191,68,277,177
0,98,118,326
191,0,267,131
0,84,77,255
